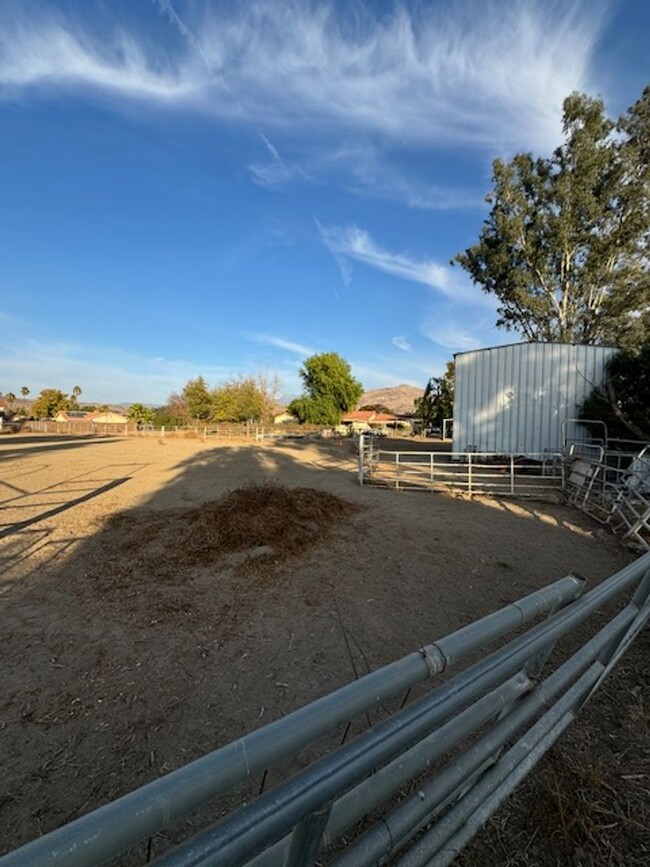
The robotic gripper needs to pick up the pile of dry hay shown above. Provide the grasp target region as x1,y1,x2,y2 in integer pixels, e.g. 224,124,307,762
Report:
172,483,360,568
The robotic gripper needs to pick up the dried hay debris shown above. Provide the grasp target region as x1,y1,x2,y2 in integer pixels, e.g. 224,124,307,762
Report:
172,483,361,568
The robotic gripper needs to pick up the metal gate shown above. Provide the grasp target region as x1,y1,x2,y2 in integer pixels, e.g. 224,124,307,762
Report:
2,553,649,867
358,435,564,497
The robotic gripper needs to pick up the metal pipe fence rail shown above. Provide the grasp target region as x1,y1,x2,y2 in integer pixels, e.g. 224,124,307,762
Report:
358,436,564,497
2,553,650,867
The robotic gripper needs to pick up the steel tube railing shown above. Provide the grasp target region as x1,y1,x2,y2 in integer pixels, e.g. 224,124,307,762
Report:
244,673,533,867
422,715,575,867
406,603,650,867
148,561,647,867
0,575,588,867
332,608,634,867
2,554,648,867
359,444,565,495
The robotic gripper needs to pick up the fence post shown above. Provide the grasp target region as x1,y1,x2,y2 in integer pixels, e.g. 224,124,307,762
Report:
510,456,515,495
395,451,400,489
430,453,434,488
468,452,473,494
358,435,364,486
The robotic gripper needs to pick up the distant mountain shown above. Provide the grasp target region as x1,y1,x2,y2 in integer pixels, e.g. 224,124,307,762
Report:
357,384,423,416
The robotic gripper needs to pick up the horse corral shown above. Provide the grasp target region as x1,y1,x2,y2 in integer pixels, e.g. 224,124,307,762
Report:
1,433,648,865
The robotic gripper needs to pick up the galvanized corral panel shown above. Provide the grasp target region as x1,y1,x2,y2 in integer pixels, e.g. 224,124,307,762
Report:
452,343,618,454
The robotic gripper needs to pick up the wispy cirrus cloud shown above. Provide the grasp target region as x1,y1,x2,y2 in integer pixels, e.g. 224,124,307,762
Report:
0,0,608,152
335,143,485,210
250,334,315,357
392,336,412,352
0,5,200,102
248,133,309,189
420,319,482,352
317,222,505,353
318,222,454,294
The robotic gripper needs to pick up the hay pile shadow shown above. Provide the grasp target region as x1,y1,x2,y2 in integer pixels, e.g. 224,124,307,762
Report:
171,483,361,569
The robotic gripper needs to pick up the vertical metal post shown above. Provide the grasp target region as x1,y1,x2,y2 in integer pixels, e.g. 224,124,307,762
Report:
283,805,331,867
358,435,365,486
395,451,400,489
467,452,473,494
510,456,515,495
430,453,434,488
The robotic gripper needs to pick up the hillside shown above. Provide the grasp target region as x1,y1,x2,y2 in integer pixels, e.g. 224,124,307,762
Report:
357,384,423,416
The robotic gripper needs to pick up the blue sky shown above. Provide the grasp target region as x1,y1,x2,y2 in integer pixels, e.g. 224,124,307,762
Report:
1,0,648,404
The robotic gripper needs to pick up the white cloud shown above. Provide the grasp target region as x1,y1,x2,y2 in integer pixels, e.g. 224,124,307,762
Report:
392,336,411,352
419,298,509,353
336,143,485,210
365,181,484,212
0,335,245,404
317,222,509,356
0,6,201,103
318,223,454,295
248,133,309,188
250,334,315,357
260,132,281,164
420,321,481,352
0,314,302,404
0,0,608,152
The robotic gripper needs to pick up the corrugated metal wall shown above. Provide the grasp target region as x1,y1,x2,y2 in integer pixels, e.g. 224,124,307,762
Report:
452,343,618,454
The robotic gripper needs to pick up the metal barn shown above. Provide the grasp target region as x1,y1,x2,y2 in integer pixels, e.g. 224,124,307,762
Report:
452,342,618,455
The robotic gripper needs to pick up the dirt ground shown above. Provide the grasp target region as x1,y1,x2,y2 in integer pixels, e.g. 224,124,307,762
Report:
0,432,648,865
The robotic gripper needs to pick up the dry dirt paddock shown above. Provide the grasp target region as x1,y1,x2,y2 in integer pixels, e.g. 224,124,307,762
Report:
0,433,648,865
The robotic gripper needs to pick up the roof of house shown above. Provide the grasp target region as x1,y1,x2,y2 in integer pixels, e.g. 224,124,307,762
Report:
87,413,129,425
56,410,92,419
341,410,398,423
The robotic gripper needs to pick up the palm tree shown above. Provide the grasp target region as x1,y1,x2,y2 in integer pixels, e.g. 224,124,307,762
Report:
5,392,16,407
20,386,30,398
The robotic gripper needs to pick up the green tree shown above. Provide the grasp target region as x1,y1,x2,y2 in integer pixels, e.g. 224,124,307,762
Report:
212,375,278,422
579,340,650,440
414,362,455,429
127,403,154,425
288,352,363,425
182,376,212,421
20,386,30,398
454,88,650,348
70,385,82,408
31,389,71,419
5,392,16,408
